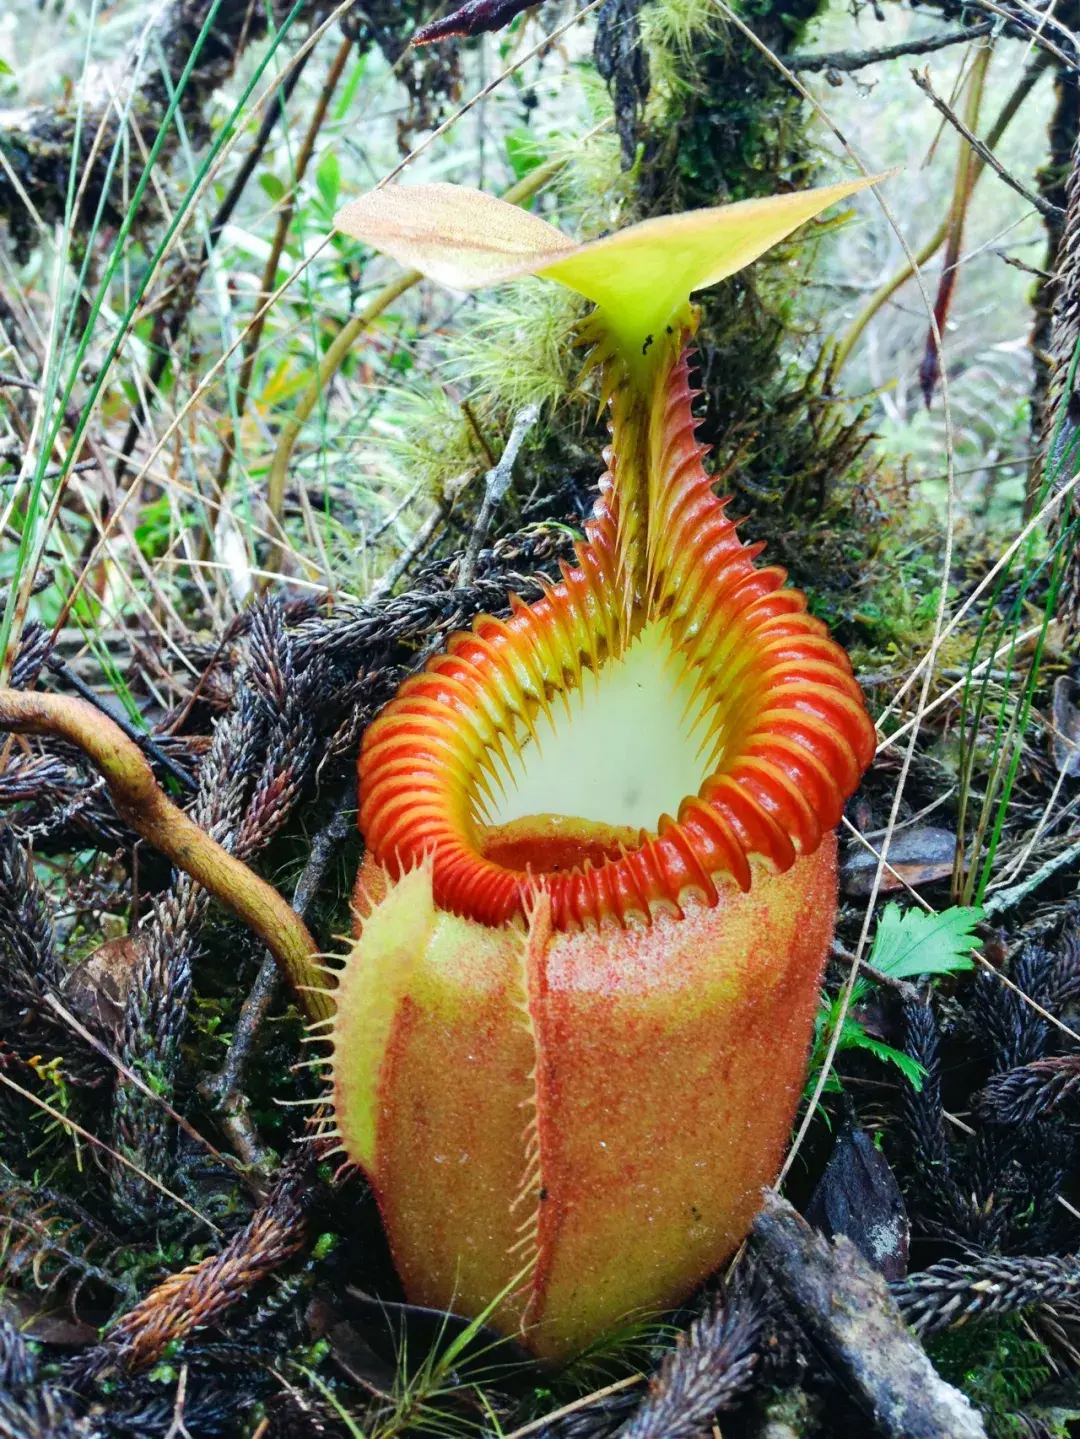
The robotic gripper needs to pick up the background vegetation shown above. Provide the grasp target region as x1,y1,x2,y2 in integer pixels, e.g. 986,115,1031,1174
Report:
3,0,1080,1434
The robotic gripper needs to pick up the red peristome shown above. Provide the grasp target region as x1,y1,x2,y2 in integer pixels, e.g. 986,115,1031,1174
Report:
359,345,874,932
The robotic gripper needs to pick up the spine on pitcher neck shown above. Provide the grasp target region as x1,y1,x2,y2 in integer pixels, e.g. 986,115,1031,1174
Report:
587,314,697,620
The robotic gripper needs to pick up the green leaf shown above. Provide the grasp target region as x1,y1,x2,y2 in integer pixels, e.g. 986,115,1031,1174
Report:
809,997,929,1096
852,1033,927,1091
135,495,173,561
260,172,285,203
505,127,544,183
317,149,341,209
333,173,890,383
869,902,982,981
0,58,12,77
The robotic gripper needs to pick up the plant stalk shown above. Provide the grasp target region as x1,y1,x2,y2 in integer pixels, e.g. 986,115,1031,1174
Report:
0,687,330,1020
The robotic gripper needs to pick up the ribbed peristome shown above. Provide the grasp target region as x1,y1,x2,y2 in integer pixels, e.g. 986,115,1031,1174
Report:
359,340,875,932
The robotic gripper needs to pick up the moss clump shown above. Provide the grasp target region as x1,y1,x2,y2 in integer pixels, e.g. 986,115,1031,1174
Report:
929,1317,1061,1438
625,0,881,622
639,0,828,214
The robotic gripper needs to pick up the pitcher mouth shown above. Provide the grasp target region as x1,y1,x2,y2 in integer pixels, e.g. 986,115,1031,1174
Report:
358,351,875,932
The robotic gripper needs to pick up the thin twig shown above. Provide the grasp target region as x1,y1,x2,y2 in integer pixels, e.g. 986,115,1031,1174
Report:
380,0,606,192
458,403,541,587
201,789,355,1168
208,958,282,1171
367,469,474,600
831,938,921,1003
164,1364,191,1439
753,1193,986,1437
874,458,1080,737
44,654,196,790
911,67,1064,220
845,814,1080,1054
982,834,1080,916
785,22,994,74
0,458,99,485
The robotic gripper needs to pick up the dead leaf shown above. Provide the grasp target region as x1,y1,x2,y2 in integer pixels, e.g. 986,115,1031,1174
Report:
63,935,142,1038
1,1291,99,1346
842,826,957,895
413,0,539,44
804,1122,909,1281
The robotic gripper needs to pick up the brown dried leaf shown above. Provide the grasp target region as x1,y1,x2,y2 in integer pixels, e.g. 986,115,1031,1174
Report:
64,936,142,1039
842,826,957,895
413,0,539,44
804,1123,909,1281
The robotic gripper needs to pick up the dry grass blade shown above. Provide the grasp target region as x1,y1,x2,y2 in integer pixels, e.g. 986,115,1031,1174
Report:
503,1377,645,1439
916,44,991,408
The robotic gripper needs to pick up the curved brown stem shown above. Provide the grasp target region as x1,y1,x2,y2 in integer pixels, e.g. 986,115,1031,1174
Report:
0,688,331,1022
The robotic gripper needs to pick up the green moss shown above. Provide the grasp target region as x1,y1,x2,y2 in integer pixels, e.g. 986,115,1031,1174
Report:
628,0,884,620
363,383,489,499
446,284,587,420
639,0,828,215
930,1317,1057,1437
